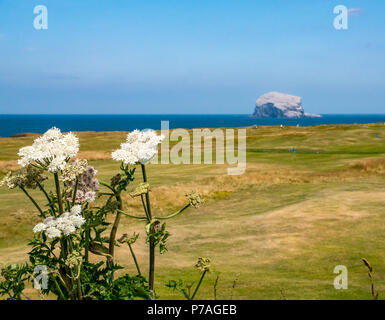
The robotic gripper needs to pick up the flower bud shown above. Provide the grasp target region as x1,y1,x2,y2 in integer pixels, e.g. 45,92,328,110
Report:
129,182,150,197
186,191,204,208
110,174,121,187
195,257,212,273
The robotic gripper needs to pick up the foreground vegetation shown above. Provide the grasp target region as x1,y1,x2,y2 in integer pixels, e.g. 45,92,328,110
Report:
1,123,385,299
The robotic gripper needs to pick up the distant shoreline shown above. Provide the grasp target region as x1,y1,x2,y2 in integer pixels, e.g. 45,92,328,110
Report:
5,122,385,139
1,114,385,137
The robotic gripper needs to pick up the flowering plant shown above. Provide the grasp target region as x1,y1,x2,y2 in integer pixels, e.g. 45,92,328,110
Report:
0,127,204,300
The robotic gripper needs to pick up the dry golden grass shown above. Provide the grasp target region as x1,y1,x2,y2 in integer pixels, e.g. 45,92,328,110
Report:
0,160,19,173
350,158,385,174
2,124,385,299
76,151,111,161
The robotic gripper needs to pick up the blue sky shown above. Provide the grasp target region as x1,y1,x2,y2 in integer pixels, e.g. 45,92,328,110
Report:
0,0,384,114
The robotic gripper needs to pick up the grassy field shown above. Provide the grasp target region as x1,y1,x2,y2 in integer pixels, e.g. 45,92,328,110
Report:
1,124,385,300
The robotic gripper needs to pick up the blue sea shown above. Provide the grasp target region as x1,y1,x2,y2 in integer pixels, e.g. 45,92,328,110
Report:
1,114,385,137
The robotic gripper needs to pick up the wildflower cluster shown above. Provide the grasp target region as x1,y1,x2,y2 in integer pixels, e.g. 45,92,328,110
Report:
0,165,46,189
1,127,205,301
64,161,99,203
111,129,164,165
33,205,85,238
18,127,79,172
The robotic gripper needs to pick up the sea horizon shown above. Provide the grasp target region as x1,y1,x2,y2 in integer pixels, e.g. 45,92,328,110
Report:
1,113,385,137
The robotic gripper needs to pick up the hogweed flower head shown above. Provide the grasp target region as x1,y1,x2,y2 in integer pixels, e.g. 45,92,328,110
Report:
195,257,212,273
186,191,204,208
32,223,47,233
111,129,164,165
0,166,46,189
18,127,79,172
33,205,85,239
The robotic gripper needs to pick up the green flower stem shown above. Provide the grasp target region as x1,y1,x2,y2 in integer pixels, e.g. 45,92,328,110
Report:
36,181,49,200
85,211,90,262
68,238,73,252
36,160,47,169
140,194,151,221
155,203,191,220
140,164,155,297
53,171,69,297
191,270,207,300
65,200,71,212
77,277,82,300
54,172,64,214
67,241,83,301
66,238,77,297
19,186,44,217
85,229,90,262
99,180,115,192
128,243,142,276
36,180,55,214
99,192,115,196
108,192,123,265
60,238,68,259
52,275,66,300
117,209,147,220
72,177,79,205
59,236,72,296
59,266,75,299
30,163,43,170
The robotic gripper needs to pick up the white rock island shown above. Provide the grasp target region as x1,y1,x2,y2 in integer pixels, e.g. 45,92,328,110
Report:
251,92,320,118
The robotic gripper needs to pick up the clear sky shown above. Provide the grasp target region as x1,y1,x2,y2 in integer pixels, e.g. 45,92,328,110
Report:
0,0,384,114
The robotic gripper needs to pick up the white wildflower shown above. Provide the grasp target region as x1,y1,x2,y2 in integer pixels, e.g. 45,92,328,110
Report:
33,223,47,233
84,191,96,202
68,214,86,228
57,220,76,236
0,172,16,189
33,208,85,239
60,212,70,218
43,216,56,227
18,127,79,173
45,227,62,239
47,156,67,173
70,204,82,215
111,129,164,165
